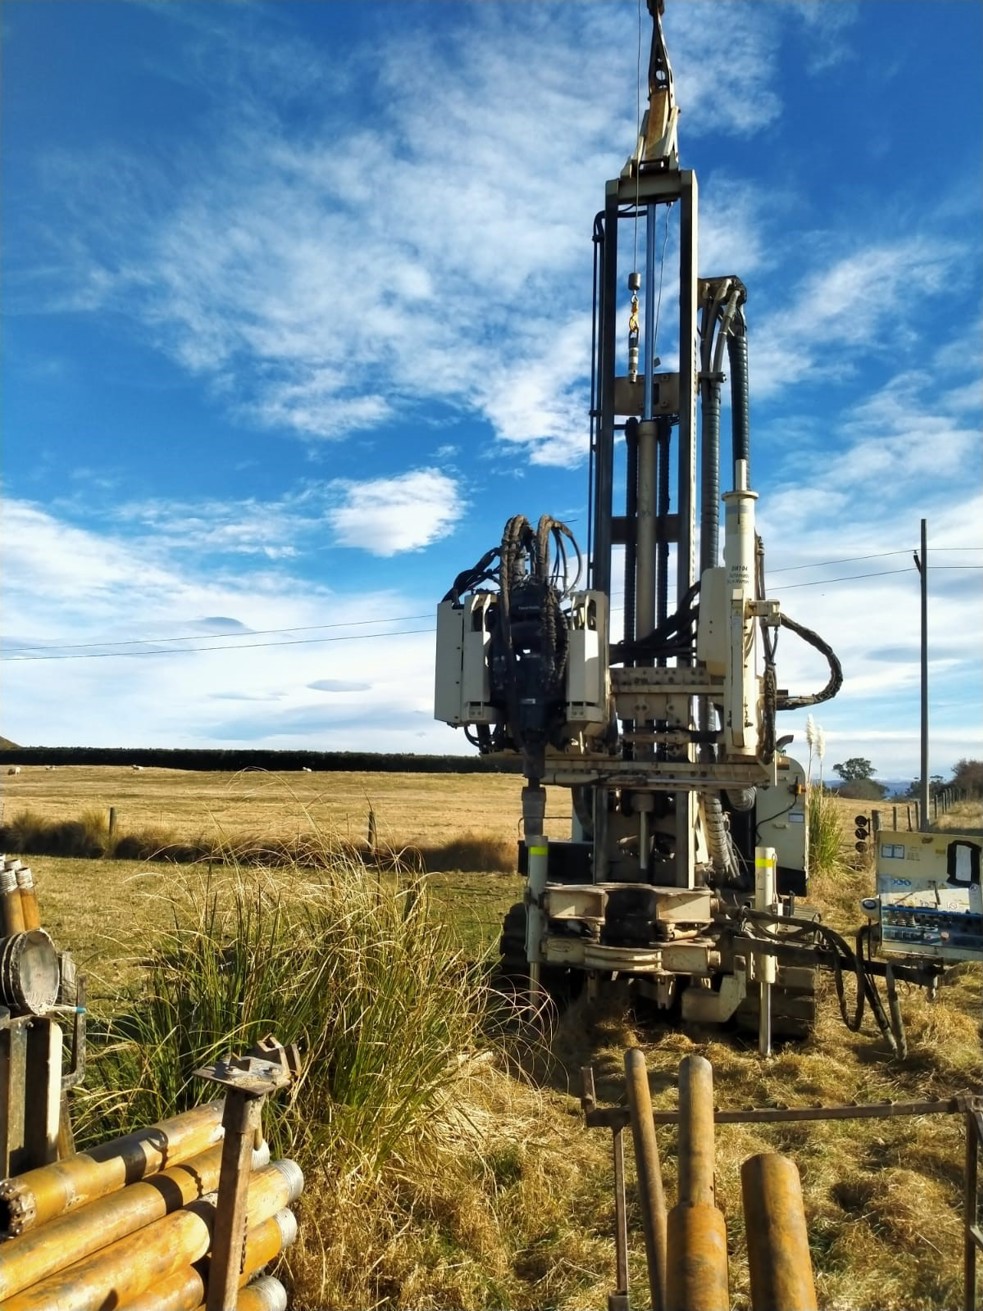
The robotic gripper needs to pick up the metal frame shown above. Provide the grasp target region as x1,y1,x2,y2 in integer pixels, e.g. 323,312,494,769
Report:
583,1073,983,1311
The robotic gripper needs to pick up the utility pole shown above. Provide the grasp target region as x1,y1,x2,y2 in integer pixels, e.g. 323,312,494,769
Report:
915,519,929,832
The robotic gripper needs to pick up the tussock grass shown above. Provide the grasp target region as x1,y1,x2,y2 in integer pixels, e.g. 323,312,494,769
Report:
808,787,842,878
73,850,614,1310
2,810,515,874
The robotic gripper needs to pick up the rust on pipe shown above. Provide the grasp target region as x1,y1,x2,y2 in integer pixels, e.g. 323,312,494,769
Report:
624,1047,667,1311
0,1101,225,1238
665,1204,729,1311
677,1055,715,1208
0,1141,271,1299
15,866,42,933
120,1213,297,1311
741,1153,817,1311
1,1159,302,1311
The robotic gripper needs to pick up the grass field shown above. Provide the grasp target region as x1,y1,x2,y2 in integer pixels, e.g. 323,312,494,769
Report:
2,765,981,1309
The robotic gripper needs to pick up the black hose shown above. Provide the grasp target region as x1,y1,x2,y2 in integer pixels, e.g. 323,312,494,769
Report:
776,614,843,709
727,321,750,480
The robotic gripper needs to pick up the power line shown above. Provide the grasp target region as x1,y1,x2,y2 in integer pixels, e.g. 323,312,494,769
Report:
1,627,437,663
2,614,431,655
778,565,982,590
768,547,982,575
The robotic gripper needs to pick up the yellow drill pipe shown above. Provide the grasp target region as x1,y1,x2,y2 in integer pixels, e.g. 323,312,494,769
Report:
2,1160,303,1311
1,868,27,936
234,1277,288,1311
665,1055,729,1311
15,865,43,933
117,1211,298,1311
0,1142,271,1299
0,1101,225,1238
741,1153,817,1311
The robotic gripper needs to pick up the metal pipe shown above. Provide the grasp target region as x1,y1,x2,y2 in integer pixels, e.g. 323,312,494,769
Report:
643,203,657,420
610,1127,630,1311
665,1056,729,1310
14,865,42,932
665,1204,729,1311
624,1047,667,1311
919,517,930,832
592,184,621,596
2,1160,302,1311
741,1153,817,1311
1,867,27,936
637,420,658,645
754,848,777,1057
0,1141,271,1299
237,1275,289,1311
677,1055,715,1207
112,1218,294,1311
676,171,698,605
525,838,549,1005
0,1101,226,1238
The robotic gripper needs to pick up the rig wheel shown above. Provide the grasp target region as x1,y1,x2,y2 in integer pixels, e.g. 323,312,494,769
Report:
497,902,583,1001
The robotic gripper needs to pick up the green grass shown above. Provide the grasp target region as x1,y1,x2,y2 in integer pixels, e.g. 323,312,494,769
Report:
808,786,842,877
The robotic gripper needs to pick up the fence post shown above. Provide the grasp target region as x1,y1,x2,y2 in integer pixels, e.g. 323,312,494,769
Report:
367,808,377,856
108,808,117,837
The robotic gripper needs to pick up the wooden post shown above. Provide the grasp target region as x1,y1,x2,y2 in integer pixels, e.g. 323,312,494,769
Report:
367,808,377,856
108,808,117,837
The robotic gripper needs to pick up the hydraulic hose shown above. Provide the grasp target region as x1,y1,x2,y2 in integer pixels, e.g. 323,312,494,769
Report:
776,614,843,709
702,792,741,883
727,321,750,482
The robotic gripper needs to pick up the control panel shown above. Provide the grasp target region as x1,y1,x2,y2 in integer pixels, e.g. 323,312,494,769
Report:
875,829,983,963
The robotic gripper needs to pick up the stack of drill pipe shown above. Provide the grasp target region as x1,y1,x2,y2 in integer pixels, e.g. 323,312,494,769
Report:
0,1102,226,1238
1,860,42,936
0,1138,271,1297
665,1055,729,1311
0,1157,302,1310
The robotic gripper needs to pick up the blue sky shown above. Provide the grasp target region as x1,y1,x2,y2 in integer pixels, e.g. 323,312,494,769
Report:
2,0,981,781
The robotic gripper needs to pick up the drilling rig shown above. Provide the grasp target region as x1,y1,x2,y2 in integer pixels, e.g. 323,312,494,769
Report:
435,1,979,1051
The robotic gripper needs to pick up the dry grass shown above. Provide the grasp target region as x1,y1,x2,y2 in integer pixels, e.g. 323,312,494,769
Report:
5,767,982,1309
0,764,571,849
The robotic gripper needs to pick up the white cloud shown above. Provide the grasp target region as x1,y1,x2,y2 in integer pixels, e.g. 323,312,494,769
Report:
327,469,463,556
751,236,961,399
0,497,453,752
11,1,851,466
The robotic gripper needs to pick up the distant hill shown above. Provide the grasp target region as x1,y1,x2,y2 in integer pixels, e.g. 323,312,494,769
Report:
0,736,20,750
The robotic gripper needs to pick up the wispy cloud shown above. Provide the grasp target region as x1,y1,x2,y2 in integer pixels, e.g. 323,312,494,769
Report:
0,497,446,750
9,1,866,467
327,469,463,556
